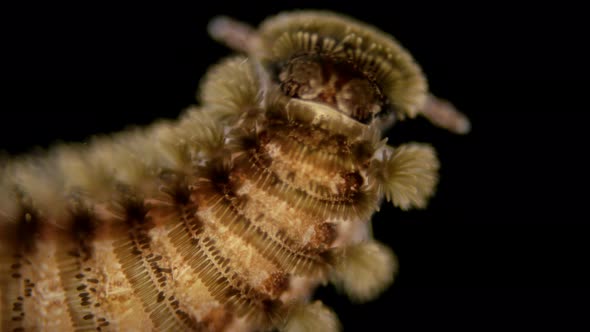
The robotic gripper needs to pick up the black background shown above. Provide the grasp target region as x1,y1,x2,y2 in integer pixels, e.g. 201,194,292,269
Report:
1,1,588,331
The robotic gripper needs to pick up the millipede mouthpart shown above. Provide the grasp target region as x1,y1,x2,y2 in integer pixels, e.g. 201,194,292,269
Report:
1,10,469,332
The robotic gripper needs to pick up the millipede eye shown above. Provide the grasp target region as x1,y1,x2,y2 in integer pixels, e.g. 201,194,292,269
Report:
279,56,324,99
276,55,385,122
336,78,382,121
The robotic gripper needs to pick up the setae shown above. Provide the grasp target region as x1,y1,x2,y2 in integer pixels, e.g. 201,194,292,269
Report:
0,10,469,332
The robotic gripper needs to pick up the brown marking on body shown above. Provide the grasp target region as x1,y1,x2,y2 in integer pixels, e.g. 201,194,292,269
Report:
69,206,97,261
310,223,337,250
338,172,364,197
202,307,233,332
261,271,290,298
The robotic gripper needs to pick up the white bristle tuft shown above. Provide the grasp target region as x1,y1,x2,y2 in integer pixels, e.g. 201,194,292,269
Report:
330,241,398,302
281,301,340,332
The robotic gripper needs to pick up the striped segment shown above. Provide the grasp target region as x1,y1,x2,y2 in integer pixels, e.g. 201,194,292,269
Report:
0,205,40,332
56,247,102,332
112,221,200,331
266,123,362,175
205,191,329,276
166,205,283,328
235,149,377,222
0,254,27,332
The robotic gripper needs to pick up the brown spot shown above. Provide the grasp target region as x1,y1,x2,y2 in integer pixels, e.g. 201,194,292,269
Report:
69,206,98,260
83,313,94,320
202,307,233,332
311,223,337,249
122,196,151,226
352,141,375,166
194,157,240,205
166,180,192,206
336,78,382,120
262,272,289,297
234,130,260,152
261,298,282,317
339,172,364,197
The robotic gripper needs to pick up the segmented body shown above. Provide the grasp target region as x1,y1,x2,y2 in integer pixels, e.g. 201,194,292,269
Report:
0,10,465,332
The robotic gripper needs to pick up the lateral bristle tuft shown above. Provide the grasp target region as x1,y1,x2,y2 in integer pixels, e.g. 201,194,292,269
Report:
329,241,397,302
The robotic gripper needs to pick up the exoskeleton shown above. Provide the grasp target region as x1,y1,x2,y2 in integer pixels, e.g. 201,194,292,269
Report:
0,10,469,331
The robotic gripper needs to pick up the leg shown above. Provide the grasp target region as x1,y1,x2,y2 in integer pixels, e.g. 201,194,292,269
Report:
207,17,275,106
207,16,265,57
420,93,471,134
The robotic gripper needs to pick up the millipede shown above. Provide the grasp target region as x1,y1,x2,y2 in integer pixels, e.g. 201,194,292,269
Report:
0,10,470,332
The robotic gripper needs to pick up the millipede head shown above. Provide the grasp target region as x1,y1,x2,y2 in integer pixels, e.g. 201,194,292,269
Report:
258,11,428,126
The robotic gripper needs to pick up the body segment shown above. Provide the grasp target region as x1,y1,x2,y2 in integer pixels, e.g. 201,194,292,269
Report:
0,11,468,331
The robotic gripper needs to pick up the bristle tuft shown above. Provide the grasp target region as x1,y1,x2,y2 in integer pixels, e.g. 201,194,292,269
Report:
199,56,261,121
376,143,439,210
330,241,397,302
281,301,340,332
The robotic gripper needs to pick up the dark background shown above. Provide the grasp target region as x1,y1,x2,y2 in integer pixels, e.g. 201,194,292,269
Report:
1,1,588,331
